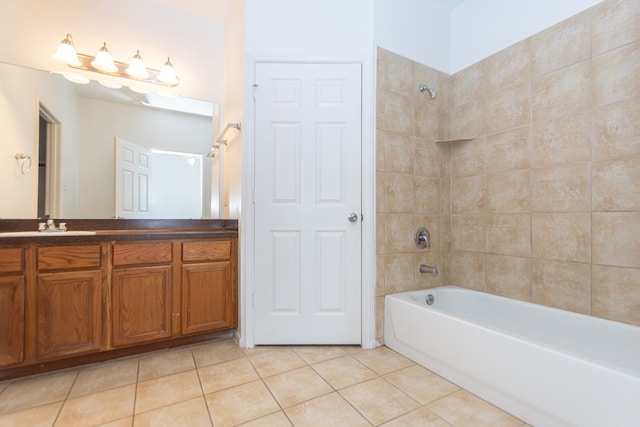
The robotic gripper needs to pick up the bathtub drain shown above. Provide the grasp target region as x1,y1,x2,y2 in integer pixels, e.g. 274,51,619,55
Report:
426,294,434,305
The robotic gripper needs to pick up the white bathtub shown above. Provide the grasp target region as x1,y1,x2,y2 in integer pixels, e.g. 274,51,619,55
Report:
384,286,640,427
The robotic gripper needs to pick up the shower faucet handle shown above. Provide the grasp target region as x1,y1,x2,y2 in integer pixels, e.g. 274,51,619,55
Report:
414,227,431,249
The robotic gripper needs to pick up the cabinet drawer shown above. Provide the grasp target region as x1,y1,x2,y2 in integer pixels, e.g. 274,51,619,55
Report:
38,245,101,271
182,240,231,262
113,242,172,266
0,248,24,274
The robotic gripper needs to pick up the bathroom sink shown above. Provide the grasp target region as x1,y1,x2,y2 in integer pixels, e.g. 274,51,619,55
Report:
0,231,97,238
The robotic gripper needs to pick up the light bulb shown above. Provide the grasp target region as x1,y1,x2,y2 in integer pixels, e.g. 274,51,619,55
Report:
126,50,149,79
91,42,117,73
158,57,179,85
52,34,81,66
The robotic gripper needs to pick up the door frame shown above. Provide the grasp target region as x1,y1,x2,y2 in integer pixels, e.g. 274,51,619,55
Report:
38,104,61,218
239,57,377,349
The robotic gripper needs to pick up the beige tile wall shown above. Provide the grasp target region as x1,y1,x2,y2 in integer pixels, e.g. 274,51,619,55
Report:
376,48,450,343
376,0,640,342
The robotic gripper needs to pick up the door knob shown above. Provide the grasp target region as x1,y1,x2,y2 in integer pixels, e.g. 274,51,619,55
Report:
348,212,358,223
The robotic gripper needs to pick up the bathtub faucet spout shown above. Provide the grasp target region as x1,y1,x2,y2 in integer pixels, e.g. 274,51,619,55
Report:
419,264,438,275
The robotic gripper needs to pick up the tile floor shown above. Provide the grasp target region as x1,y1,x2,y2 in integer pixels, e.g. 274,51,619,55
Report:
0,339,528,426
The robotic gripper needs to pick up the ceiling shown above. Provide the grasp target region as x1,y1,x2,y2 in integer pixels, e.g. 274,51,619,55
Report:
153,0,466,23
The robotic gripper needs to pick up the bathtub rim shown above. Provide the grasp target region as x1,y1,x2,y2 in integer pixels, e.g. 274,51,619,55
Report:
385,285,640,379
384,286,640,427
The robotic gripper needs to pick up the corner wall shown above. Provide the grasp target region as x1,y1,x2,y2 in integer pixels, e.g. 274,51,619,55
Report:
448,0,640,326
376,0,640,342
450,0,607,72
375,48,451,344
222,0,244,219
374,0,452,73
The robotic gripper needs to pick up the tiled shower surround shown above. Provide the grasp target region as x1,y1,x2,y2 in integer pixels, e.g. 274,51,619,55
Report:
376,0,640,343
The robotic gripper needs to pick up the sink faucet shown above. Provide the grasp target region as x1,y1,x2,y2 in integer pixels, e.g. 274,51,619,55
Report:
419,264,438,275
39,218,67,232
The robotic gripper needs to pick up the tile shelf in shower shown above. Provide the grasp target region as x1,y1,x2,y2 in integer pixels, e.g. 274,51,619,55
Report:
434,138,474,144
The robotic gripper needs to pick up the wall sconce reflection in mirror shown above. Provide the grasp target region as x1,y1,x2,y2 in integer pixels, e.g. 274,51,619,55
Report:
207,122,242,158
15,153,32,175
52,33,179,94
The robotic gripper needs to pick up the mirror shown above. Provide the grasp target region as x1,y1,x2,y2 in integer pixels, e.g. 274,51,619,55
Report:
0,61,222,219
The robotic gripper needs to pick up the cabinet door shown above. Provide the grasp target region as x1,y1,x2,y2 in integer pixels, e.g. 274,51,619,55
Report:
36,271,103,360
112,265,172,347
182,262,234,335
0,276,25,366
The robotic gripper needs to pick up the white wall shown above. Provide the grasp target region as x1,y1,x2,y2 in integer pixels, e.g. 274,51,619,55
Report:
0,64,80,218
0,0,225,103
450,0,607,72
373,0,607,74
150,151,203,219
374,0,453,73
245,0,374,59
242,0,376,225
77,98,212,218
222,0,245,219
241,0,377,348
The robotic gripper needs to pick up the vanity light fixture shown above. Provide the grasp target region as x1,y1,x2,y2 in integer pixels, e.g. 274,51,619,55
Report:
158,57,179,85
52,33,180,89
91,42,118,73
126,50,150,79
52,34,81,66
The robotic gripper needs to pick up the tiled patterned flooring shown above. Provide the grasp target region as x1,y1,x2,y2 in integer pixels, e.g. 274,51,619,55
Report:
0,339,527,426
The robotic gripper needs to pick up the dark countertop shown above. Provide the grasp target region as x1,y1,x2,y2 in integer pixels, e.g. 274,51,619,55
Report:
0,219,238,244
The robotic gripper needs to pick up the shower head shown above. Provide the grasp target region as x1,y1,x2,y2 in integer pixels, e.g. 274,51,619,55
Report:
418,84,437,99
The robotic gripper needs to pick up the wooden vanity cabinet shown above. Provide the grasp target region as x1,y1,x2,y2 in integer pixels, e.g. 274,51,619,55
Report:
35,245,105,360
0,231,237,378
0,248,25,367
181,240,236,335
111,239,237,346
111,241,173,347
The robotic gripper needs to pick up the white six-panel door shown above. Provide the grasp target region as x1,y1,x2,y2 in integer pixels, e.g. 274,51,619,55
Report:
114,137,151,219
254,62,362,344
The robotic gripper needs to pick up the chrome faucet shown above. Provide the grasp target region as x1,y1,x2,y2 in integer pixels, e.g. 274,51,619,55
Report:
419,264,438,275
414,227,431,249
39,218,67,232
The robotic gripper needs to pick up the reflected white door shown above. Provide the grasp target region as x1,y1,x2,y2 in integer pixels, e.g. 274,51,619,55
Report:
114,137,151,218
254,62,362,344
